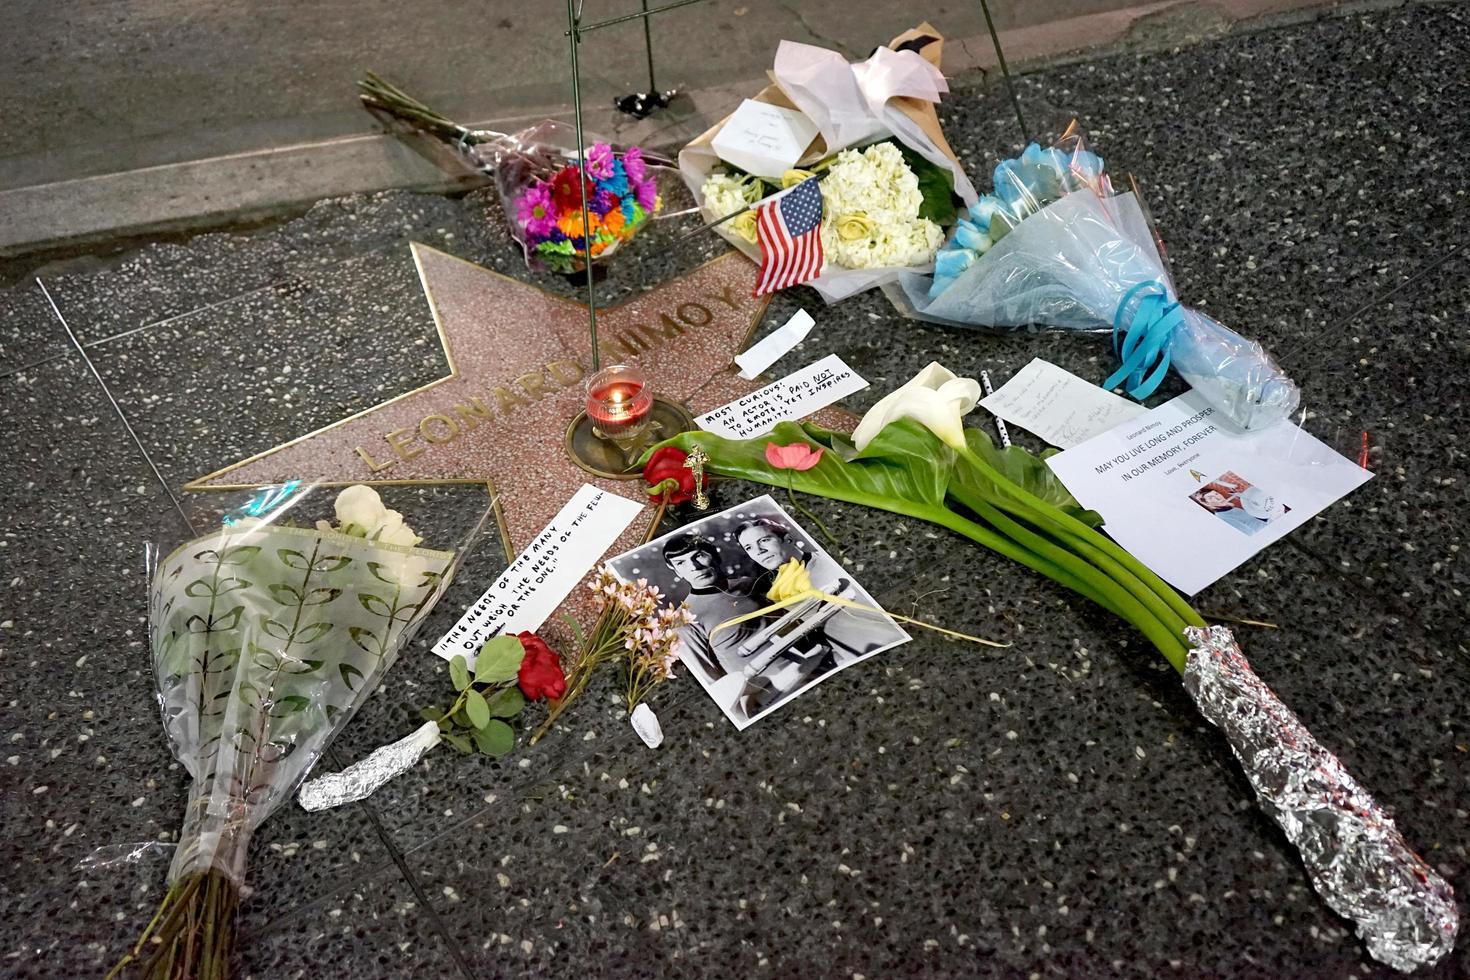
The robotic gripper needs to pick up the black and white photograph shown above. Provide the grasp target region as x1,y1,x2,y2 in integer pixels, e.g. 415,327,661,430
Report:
607,496,910,729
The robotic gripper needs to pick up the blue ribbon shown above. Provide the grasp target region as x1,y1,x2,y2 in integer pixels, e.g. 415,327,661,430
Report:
1104,280,1185,401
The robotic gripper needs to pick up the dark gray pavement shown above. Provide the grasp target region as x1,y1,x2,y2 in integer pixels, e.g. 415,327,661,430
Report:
3,3,1469,977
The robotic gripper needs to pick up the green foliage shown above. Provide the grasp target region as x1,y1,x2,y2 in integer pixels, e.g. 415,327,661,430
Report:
448,655,471,692
486,687,525,718
956,429,1104,528
464,689,491,730
474,635,525,684
472,720,515,757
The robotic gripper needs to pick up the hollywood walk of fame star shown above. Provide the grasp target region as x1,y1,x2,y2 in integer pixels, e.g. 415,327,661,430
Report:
187,243,851,645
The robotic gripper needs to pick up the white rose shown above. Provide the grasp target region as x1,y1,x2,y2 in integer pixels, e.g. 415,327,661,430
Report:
335,485,388,536
373,510,423,549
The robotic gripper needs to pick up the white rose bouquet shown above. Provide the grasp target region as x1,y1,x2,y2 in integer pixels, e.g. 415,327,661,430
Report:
112,484,478,980
681,24,976,301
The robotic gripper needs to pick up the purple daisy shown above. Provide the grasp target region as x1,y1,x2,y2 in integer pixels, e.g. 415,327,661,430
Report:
586,142,616,180
634,177,657,213
622,146,647,184
517,183,558,241
591,187,619,216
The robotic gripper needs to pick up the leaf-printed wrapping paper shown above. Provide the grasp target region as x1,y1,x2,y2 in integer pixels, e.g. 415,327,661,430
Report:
150,523,454,886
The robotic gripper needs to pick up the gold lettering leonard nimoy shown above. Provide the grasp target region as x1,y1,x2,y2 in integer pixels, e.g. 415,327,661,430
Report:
351,286,741,474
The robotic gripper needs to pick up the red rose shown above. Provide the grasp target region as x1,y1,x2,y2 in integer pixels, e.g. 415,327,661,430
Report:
550,165,593,212
643,446,696,504
516,631,567,701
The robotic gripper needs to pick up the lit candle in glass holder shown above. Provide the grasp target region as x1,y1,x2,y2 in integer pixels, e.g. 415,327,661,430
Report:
586,364,653,449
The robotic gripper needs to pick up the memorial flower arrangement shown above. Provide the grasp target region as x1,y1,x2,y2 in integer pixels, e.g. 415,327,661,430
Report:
889,122,1300,432
646,364,1457,971
358,72,661,274
117,485,462,980
529,569,694,742
517,142,660,274
700,140,951,273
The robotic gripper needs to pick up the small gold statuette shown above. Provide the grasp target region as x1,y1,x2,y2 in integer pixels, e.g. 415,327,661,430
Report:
684,446,710,510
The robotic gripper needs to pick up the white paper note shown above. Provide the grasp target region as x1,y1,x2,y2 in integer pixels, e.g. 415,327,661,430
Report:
710,99,820,178
735,309,814,380
630,703,664,748
696,354,867,440
1046,391,1372,595
433,485,642,662
980,358,1146,449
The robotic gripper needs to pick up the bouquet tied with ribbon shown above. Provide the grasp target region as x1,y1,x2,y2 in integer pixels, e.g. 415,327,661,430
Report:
886,121,1300,431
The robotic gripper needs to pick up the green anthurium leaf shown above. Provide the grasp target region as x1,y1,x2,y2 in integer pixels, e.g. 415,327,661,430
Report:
486,686,526,718
448,655,470,692
464,688,491,730
474,635,525,684
956,428,1104,528
472,719,515,757
646,419,957,525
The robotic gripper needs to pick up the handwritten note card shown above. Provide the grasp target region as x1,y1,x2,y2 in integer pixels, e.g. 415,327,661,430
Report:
979,358,1146,449
710,99,820,179
433,485,641,662
696,354,868,440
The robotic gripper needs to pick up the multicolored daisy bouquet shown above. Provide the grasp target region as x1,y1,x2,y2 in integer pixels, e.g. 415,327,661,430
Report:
515,142,661,274
357,73,660,274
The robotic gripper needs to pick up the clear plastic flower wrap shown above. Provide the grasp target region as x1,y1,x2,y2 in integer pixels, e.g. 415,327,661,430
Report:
886,122,1301,431
114,481,492,979
358,74,667,274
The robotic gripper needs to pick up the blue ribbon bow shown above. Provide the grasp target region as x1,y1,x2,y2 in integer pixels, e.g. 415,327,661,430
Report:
1104,280,1185,401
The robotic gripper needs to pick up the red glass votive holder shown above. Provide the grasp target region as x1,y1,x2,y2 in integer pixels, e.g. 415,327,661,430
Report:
586,365,653,448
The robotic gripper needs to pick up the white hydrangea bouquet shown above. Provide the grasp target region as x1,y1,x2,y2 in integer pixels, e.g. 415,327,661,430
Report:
680,24,976,302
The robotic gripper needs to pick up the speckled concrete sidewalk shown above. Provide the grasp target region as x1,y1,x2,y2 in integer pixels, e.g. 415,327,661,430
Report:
2,5,1468,977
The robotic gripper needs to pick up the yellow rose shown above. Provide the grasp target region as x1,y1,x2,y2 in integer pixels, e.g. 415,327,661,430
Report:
781,168,816,188
835,212,877,242
730,211,759,244
767,559,813,602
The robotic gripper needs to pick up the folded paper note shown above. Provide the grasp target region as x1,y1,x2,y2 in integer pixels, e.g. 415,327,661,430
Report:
710,99,820,178
433,484,642,662
980,357,1146,449
735,308,815,380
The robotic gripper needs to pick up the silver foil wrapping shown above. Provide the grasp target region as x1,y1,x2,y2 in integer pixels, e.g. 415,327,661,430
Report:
298,721,442,812
1183,625,1457,971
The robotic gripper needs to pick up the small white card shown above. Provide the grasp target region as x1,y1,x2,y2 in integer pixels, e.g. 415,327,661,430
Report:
735,308,814,380
1046,391,1372,595
711,99,820,179
696,354,867,440
980,358,1146,449
432,485,642,662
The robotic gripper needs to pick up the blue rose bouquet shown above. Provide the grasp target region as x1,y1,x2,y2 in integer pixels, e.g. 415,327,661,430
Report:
886,122,1300,431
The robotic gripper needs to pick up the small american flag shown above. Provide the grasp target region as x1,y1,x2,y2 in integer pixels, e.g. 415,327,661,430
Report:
753,177,824,296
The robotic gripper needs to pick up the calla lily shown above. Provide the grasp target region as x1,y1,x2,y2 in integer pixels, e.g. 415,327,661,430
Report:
852,362,982,452
765,442,824,471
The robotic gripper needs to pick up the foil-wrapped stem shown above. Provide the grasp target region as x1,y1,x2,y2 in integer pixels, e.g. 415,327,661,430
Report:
1183,625,1457,971
297,721,442,812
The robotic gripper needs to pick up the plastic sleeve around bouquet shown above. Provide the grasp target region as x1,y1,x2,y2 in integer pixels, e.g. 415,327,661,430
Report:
1183,626,1458,971
146,485,477,889
887,180,1300,431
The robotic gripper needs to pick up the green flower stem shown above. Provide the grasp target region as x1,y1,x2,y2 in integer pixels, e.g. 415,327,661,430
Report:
929,499,1187,671
952,443,1203,637
947,478,1190,665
